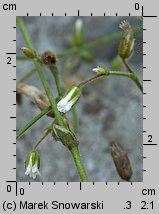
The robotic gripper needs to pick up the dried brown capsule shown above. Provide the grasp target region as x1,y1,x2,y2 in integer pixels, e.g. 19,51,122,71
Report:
111,143,132,181
41,51,56,65
16,83,54,117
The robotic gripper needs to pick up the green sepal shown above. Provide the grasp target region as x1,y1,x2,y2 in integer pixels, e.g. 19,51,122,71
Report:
52,124,77,149
25,150,40,169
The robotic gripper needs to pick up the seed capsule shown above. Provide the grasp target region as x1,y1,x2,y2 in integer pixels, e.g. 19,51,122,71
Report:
119,20,135,59
52,124,77,149
41,51,56,65
111,143,132,181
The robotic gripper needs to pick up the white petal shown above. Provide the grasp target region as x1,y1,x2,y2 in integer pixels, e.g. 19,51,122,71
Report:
57,87,77,113
92,67,100,73
57,95,78,113
57,101,67,113
32,173,37,179
25,166,31,175
25,161,40,179
32,161,40,174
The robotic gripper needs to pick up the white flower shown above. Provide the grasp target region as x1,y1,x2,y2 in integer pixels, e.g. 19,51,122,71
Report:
25,150,40,179
25,160,40,179
57,86,81,113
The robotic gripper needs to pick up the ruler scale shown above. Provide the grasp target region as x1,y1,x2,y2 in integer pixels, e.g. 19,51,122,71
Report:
0,0,158,213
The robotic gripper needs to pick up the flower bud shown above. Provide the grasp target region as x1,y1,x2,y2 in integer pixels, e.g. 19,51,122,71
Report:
41,51,57,65
21,47,36,59
57,86,81,113
52,124,77,149
73,18,84,46
111,143,132,181
92,66,109,75
119,20,135,59
25,150,40,179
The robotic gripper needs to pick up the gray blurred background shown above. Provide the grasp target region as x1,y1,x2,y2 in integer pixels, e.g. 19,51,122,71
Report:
16,16,143,182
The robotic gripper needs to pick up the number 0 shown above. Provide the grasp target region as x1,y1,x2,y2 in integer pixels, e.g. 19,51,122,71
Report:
135,3,140,10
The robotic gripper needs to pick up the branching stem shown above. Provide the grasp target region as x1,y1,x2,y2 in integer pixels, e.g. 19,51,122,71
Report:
16,106,52,140
79,70,143,93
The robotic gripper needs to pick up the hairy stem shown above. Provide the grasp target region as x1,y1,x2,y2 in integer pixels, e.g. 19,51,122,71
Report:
16,106,52,140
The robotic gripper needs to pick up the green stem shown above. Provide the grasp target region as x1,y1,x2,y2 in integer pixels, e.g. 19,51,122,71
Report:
57,27,142,59
16,55,28,60
18,68,36,83
33,127,51,150
109,71,143,92
49,66,63,96
122,58,133,73
16,106,52,140
121,58,143,92
33,59,65,127
16,16,65,127
17,16,88,182
78,73,102,88
79,70,143,93
72,107,78,133
129,73,143,92
70,144,89,182
16,27,142,61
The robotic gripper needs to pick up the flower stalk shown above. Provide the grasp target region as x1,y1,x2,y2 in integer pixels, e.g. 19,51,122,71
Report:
79,66,143,93
33,127,51,150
